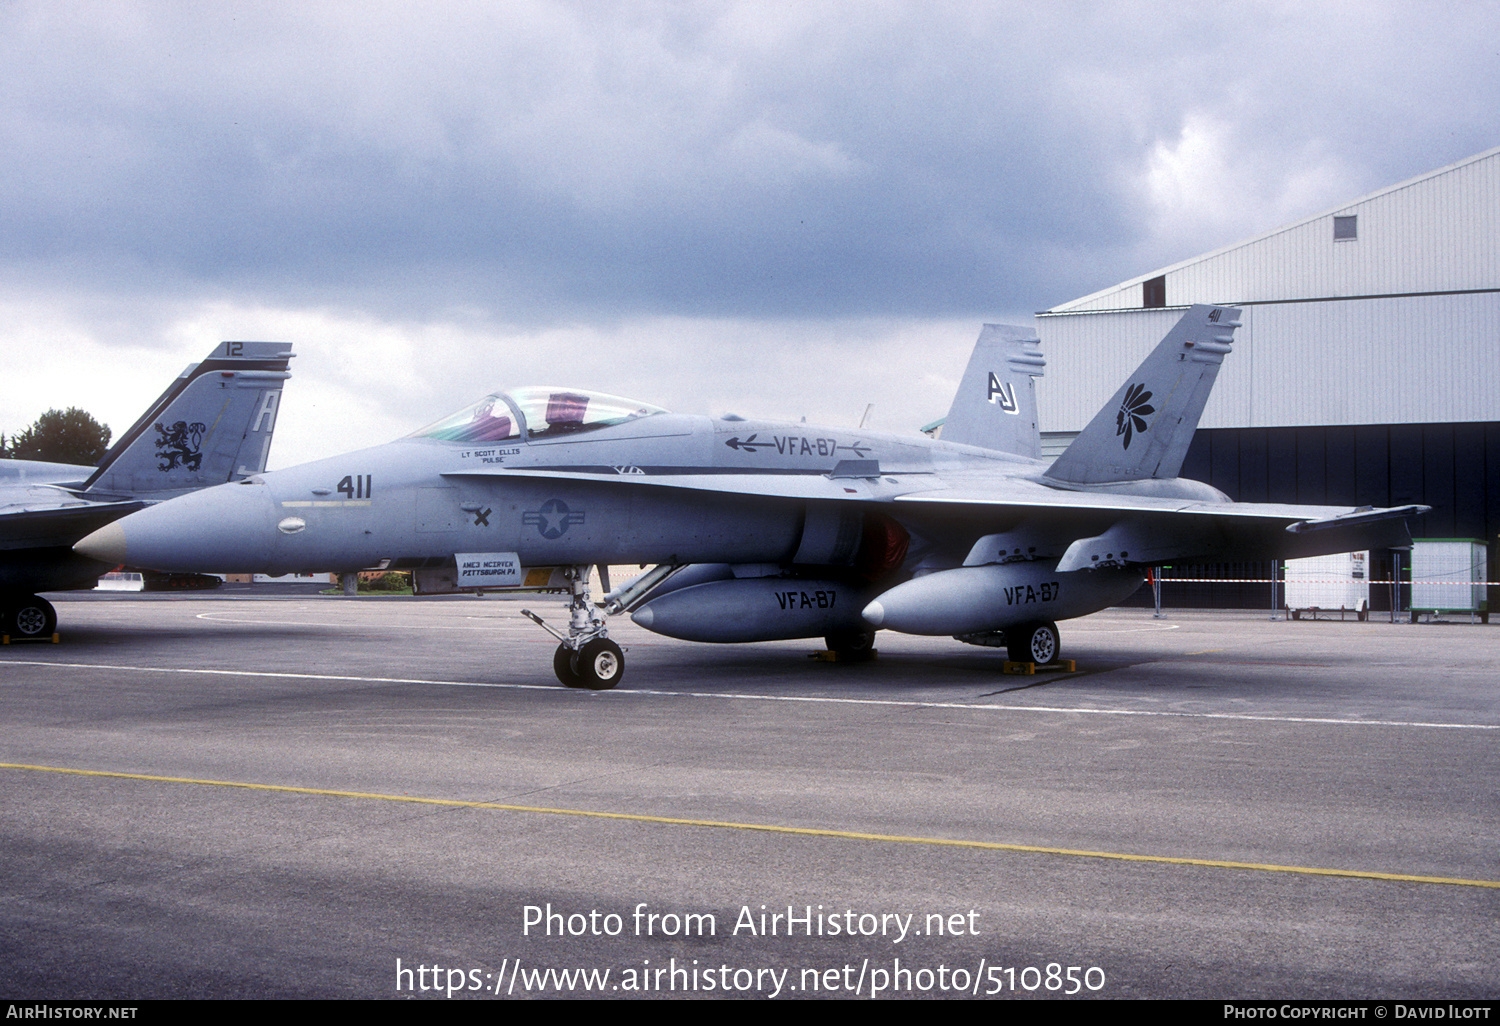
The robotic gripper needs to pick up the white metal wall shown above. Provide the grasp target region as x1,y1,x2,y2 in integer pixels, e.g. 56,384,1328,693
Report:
1055,146,1500,313
1036,291,1500,432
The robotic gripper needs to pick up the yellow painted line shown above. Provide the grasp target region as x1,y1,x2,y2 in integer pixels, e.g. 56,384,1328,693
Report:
5,761,1496,891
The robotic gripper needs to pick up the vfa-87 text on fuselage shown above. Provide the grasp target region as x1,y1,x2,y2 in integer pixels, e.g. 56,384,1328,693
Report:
77,307,1424,688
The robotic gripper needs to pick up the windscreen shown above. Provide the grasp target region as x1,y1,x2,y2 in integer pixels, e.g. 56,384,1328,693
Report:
410,388,667,442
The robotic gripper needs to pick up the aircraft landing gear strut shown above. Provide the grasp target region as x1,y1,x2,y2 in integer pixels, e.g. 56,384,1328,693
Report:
522,566,624,690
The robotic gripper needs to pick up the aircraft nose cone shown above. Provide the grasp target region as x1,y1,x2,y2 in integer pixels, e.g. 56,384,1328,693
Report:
74,521,129,565
74,482,275,573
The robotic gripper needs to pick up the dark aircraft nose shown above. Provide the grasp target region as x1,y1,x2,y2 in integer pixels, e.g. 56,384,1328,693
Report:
74,480,276,572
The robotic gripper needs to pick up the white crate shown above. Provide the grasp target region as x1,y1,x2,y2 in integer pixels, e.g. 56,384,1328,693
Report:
1285,551,1370,617
1411,540,1488,613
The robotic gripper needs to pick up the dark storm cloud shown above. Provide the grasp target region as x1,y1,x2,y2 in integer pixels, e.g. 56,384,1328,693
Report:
0,4,1162,316
1,1,1495,326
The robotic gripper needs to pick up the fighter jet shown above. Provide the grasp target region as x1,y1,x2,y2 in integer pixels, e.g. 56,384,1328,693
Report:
2,341,292,638
76,307,1422,687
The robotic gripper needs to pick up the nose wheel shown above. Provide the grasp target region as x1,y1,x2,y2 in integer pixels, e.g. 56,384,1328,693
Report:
554,637,625,690
524,566,625,689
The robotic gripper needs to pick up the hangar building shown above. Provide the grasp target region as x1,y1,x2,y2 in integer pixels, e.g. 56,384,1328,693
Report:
1033,145,1500,609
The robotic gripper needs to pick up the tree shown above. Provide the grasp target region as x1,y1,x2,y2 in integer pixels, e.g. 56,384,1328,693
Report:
7,408,112,465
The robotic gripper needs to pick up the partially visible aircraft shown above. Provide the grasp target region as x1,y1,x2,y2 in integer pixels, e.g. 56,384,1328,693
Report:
77,307,1423,687
2,341,292,638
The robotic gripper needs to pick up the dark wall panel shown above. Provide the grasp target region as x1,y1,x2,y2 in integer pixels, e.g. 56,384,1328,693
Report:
1151,421,1498,609
1421,426,1457,537
1295,428,1327,504
1210,429,1239,499
1353,425,1390,507
1451,424,1487,547
1181,433,1211,484
1389,427,1425,510
1324,426,1357,506
1266,428,1299,503
1237,428,1269,503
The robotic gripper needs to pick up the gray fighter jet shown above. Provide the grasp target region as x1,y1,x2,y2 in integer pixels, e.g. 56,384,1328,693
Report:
2,341,292,638
76,307,1421,687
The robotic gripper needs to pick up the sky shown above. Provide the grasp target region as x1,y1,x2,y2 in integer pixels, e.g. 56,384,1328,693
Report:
2,0,1497,467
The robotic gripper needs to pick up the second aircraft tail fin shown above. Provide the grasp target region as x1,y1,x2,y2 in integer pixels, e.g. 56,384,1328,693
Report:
939,324,1046,458
1044,304,1240,485
84,341,293,498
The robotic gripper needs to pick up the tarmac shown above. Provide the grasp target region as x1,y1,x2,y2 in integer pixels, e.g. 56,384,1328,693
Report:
2,587,1496,1000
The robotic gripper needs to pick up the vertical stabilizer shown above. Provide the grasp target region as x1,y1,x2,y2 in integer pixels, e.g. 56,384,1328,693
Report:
1044,305,1240,484
940,324,1046,458
84,341,293,498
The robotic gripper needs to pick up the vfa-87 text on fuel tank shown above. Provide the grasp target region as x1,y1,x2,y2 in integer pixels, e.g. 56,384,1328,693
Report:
775,588,838,610
1006,581,1059,606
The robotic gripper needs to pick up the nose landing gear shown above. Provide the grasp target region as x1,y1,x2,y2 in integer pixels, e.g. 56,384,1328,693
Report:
523,566,625,689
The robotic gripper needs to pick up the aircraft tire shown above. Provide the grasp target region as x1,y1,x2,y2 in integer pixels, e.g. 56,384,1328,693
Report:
1007,621,1059,665
8,595,57,640
824,627,877,661
553,643,586,688
575,638,624,690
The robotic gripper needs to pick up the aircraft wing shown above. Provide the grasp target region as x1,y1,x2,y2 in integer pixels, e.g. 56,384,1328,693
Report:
444,464,1419,525
0,490,148,593
898,488,1424,564
444,465,1425,565
0,489,147,550
895,475,1425,522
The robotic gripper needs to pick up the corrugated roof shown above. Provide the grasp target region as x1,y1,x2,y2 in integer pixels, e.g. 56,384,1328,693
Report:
1045,145,1500,314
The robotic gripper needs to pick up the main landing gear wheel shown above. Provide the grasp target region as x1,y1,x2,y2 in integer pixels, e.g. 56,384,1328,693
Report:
6,595,57,640
1007,620,1059,665
824,627,877,661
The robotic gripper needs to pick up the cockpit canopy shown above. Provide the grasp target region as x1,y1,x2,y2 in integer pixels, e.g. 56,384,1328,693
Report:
411,387,668,443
